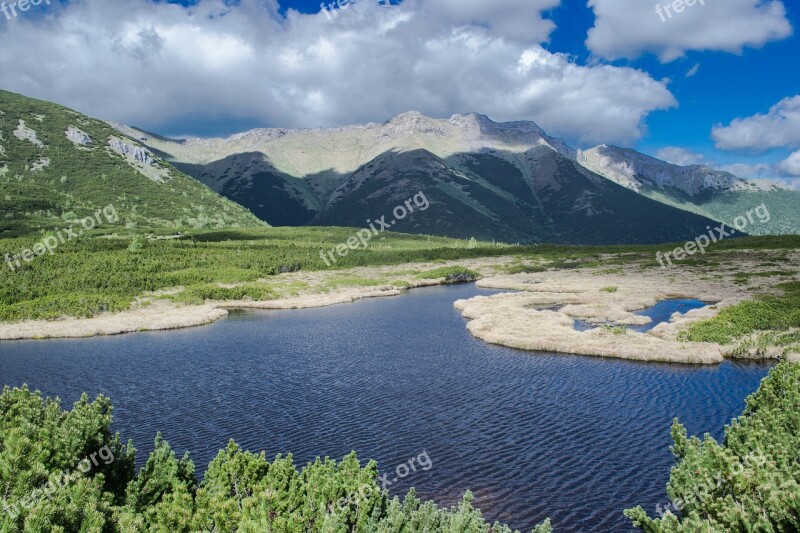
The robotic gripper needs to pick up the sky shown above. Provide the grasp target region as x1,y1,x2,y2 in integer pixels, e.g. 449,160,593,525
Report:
0,0,798,185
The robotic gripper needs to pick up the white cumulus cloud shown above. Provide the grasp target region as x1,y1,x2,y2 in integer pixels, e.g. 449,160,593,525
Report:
0,0,676,145
718,162,774,178
655,147,707,166
654,146,796,186
778,150,800,176
586,0,792,62
712,95,800,151
417,0,560,43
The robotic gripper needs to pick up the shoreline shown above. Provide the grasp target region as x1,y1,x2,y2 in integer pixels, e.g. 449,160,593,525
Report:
0,258,499,341
2,251,798,366
0,283,445,342
452,252,799,364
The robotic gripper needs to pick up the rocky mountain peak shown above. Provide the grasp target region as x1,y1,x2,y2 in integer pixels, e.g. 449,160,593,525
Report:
577,144,749,196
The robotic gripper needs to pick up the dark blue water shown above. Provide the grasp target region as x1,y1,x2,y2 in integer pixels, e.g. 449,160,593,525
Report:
631,299,710,333
0,285,770,532
574,299,709,333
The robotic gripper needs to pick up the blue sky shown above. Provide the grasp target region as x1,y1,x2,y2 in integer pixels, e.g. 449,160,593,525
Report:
1,0,798,182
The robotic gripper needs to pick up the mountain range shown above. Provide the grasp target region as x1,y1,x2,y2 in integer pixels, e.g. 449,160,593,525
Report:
2,89,797,244
577,146,797,235
114,110,798,243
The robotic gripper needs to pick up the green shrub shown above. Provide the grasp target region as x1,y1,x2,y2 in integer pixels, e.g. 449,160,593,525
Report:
417,266,481,283
0,386,551,533
602,324,627,335
173,283,277,305
625,362,800,532
0,293,132,321
685,282,800,345
504,263,546,274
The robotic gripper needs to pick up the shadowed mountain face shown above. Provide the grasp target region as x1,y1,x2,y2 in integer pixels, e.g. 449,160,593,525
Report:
312,149,533,242
174,153,319,227
313,148,720,245
112,111,798,243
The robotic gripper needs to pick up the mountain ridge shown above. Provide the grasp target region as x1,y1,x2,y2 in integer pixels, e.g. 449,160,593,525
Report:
115,110,799,239
2,88,791,244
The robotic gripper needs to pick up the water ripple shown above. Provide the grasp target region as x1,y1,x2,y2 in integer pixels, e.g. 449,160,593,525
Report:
0,284,771,532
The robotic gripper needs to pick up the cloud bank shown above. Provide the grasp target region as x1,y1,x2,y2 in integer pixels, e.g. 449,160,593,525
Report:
656,146,707,166
586,0,792,61
712,95,800,177
712,95,800,151
0,0,676,145
653,146,799,183
778,150,800,176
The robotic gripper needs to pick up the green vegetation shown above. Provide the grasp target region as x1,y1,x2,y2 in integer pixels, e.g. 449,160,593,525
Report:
600,286,618,293
1,230,798,323
602,324,628,336
0,89,263,236
625,361,800,532
641,185,800,236
417,266,481,283
0,228,514,322
0,386,552,532
503,263,546,275
732,270,796,285
682,282,800,356
322,276,387,291
170,283,278,306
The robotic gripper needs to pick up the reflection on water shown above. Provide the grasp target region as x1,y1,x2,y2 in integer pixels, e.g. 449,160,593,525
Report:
0,286,770,532
630,299,710,332
574,299,708,333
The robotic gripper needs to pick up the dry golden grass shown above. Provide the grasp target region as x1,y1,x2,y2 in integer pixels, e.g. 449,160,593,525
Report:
454,249,800,364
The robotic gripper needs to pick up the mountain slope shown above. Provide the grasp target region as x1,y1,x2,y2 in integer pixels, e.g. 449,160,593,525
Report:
314,148,722,245
577,145,800,235
113,111,798,243
0,90,264,236
312,149,534,242
174,152,320,226
455,148,723,244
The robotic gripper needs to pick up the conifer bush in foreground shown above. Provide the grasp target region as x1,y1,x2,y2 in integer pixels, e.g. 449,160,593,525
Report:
0,386,551,532
626,362,800,532
3,362,799,531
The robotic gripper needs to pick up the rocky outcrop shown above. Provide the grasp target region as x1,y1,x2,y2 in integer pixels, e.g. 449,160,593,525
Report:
66,126,93,146
30,157,50,172
109,136,158,165
13,120,44,147
108,136,171,183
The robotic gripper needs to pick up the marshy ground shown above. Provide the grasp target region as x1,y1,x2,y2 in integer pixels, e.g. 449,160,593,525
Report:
457,248,800,364
1,230,797,364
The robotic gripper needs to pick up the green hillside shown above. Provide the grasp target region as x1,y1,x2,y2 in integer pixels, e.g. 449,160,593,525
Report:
644,188,800,236
0,90,264,237
578,145,800,236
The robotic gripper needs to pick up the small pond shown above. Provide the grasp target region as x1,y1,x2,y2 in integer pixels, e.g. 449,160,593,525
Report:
574,299,710,333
